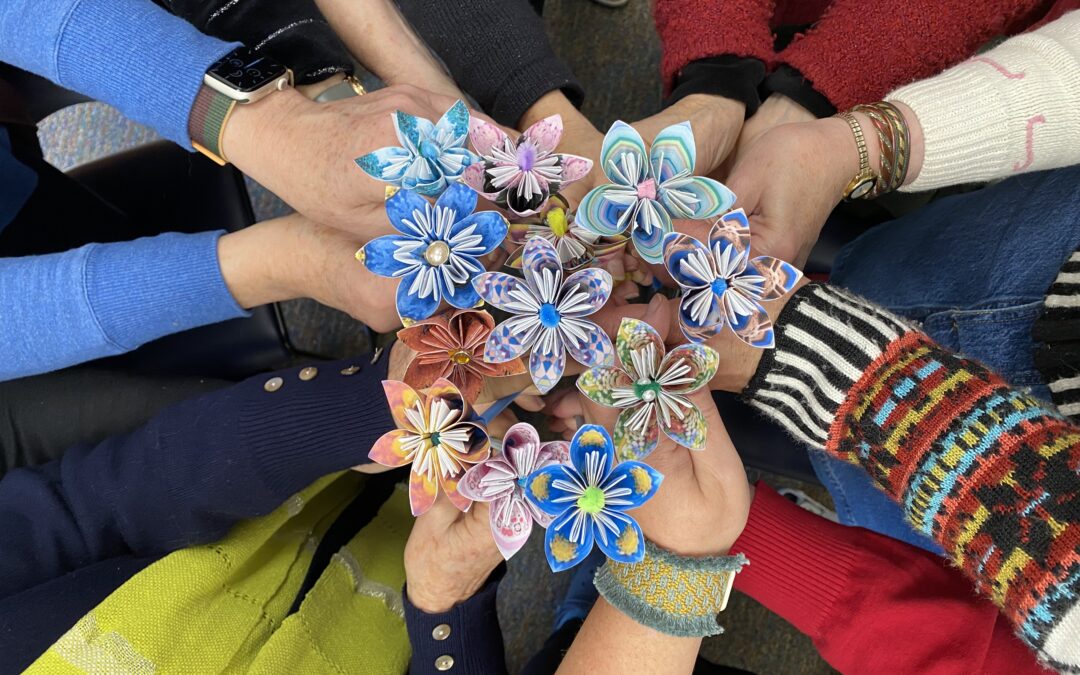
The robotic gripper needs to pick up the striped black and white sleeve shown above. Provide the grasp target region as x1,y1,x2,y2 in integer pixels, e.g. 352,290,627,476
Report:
740,282,917,449
1034,246,1080,422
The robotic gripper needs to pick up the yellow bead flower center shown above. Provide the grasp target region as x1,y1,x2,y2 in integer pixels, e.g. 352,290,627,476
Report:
547,207,569,238
448,349,471,365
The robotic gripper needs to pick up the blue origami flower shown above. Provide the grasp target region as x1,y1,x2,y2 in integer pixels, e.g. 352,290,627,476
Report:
576,121,736,263
523,424,663,572
361,184,508,322
356,100,479,197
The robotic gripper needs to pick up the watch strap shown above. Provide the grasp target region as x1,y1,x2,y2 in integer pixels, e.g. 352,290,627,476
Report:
836,111,878,200
190,85,237,166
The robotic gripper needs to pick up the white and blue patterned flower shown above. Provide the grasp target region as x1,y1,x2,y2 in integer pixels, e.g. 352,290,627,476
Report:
473,237,614,394
523,424,663,572
576,120,736,263
361,184,508,323
356,100,479,197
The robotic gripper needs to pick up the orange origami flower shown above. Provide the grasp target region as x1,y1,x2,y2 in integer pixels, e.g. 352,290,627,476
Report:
396,309,526,404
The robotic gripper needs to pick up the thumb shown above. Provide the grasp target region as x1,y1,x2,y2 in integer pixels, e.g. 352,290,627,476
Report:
682,388,745,479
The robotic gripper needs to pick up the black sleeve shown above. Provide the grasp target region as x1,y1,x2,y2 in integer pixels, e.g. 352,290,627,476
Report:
394,0,583,127
665,55,767,117
158,0,353,84
759,64,836,118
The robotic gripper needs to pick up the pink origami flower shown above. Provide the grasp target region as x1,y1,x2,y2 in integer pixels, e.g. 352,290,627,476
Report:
369,378,491,516
462,114,593,217
397,309,526,404
458,422,569,559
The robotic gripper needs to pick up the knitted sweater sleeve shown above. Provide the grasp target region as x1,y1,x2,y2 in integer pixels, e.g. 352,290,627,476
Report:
653,0,776,94
888,10,1080,192
741,282,1080,673
777,0,1051,113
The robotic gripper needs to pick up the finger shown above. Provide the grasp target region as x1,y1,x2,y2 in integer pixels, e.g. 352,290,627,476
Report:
544,388,584,420
486,409,519,439
415,492,463,532
514,394,545,412
682,388,744,479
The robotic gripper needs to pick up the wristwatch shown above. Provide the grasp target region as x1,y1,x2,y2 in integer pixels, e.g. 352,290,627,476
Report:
836,112,878,201
190,46,293,166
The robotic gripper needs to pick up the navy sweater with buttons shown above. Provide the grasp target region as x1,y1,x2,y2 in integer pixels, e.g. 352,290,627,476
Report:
0,355,507,674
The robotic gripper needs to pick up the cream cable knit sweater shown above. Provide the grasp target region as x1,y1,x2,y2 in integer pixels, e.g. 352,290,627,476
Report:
888,10,1080,192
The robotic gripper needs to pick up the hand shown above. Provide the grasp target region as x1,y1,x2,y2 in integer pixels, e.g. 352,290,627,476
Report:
729,93,816,167
404,495,503,613
633,94,745,179
222,84,471,236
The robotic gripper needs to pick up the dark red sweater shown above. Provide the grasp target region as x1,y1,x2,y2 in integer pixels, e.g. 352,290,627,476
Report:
730,484,1052,675
654,0,1074,110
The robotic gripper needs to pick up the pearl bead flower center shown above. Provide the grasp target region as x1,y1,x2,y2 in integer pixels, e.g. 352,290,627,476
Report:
424,240,450,266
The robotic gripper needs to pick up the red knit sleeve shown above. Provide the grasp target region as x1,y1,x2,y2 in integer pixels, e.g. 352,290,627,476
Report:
731,484,1051,675
775,0,1051,110
654,0,776,93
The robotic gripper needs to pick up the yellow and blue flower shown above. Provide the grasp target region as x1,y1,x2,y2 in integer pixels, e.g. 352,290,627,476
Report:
523,424,663,572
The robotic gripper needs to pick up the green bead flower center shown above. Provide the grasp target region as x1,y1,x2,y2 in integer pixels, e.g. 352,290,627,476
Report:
633,380,662,402
577,486,606,514
428,432,441,447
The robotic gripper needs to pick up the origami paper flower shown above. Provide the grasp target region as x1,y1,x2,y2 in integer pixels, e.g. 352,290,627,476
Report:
523,425,662,572
369,379,491,516
577,318,719,461
662,209,802,347
473,236,614,394
505,195,628,272
396,309,527,404
355,100,479,196
461,114,593,217
360,184,508,323
576,120,736,263
458,422,570,559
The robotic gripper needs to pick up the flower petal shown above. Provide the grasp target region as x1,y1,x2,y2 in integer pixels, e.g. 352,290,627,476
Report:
409,469,439,516
396,268,441,321
368,429,416,468
576,184,634,237
446,368,485,405
570,424,616,479
600,120,649,186
469,116,511,157
433,100,471,143
403,357,453,392
522,236,564,299
559,155,594,185
648,121,696,182
436,147,478,180
502,422,543,476
385,188,434,238
424,377,467,416
362,235,418,277
612,405,660,462
490,495,534,560
523,464,579,517
397,315,451,351
661,402,707,450
659,344,719,394
631,204,673,264
709,209,752,274
560,268,612,317
461,163,499,199
355,146,413,183
616,318,665,378
659,175,736,220
393,110,430,153
435,181,478,221
545,507,596,572
593,512,645,564
529,333,567,394
539,440,571,466
450,211,509,256
484,318,540,364
562,321,615,370
472,271,527,312
522,114,564,155
576,366,632,407
602,460,663,509
382,380,423,431
440,472,474,512
662,232,713,289
728,295,775,348
744,256,803,301
443,275,482,310
457,461,498,503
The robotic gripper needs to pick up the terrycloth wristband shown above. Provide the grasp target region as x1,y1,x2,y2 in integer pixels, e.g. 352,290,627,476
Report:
594,540,747,638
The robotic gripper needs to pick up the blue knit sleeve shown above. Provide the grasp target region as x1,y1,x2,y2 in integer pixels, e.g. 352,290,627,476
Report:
0,0,239,146
0,231,247,381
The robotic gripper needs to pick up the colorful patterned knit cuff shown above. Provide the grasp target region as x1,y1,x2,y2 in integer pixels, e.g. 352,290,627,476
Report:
594,540,747,638
742,282,916,450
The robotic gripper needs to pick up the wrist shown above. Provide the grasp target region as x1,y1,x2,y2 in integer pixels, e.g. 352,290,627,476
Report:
220,87,311,171
406,576,490,614
216,218,304,308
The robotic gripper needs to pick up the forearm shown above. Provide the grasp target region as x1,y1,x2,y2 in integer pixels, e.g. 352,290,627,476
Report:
0,0,236,146
0,354,393,598
404,571,507,675
889,10,1080,191
558,597,700,675
0,232,245,382
739,283,1080,670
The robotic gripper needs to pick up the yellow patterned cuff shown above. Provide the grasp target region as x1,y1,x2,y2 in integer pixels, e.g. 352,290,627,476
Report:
594,540,747,637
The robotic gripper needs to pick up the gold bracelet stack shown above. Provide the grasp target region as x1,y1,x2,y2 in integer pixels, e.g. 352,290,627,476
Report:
850,101,910,197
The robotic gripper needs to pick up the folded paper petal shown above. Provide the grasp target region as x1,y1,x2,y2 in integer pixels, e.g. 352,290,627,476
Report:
440,473,474,512
529,334,567,394
368,428,416,467
386,188,434,238
523,464,579,517
403,358,454,393
382,380,423,431
560,268,613,317
570,424,616,477
409,469,440,516
396,268,441,321
522,114,564,155
560,155,594,184
468,117,510,157
602,460,663,510
393,109,427,152
424,377,466,417
403,162,447,197
435,181,478,221
660,344,719,395
444,278,482,310
484,318,539,364
600,120,648,186
450,211,509,255
545,507,596,572
460,163,498,199
678,292,727,344
746,256,803,301
355,146,413,184
577,367,632,407
490,495,534,559
662,232,713,289
434,100,471,142
613,405,660,461
593,512,645,564
661,402,707,450
436,147,477,179
522,237,564,297
457,461,501,503
616,318,665,379
649,121,696,183
540,440,571,467
472,271,529,313
659,175,736,220
503,422,543,474
362,235,416,277
631,207,673,263
729,301,775,349
562,320,614,370
709,209,752,270
576,184,634,237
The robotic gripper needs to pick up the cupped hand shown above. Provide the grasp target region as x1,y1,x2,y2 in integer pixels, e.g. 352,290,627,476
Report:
728,93,816,168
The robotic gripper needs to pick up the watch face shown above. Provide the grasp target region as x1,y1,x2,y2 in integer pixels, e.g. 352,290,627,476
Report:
207,47,287,93
849,178,875,199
